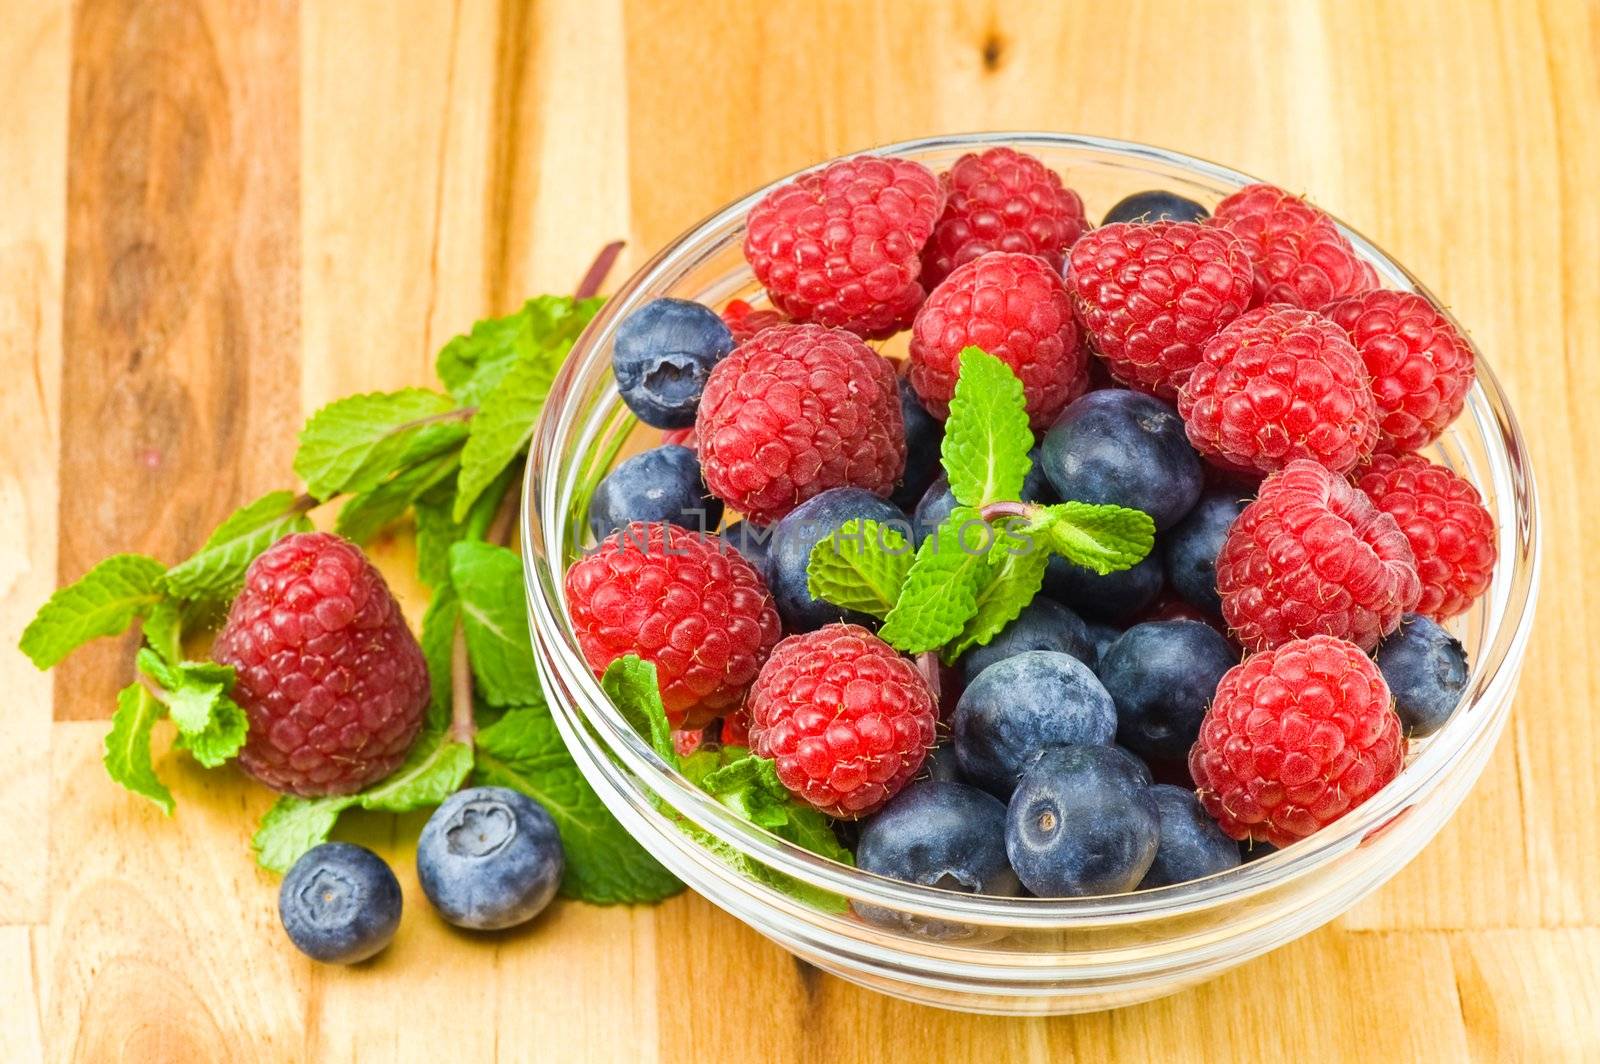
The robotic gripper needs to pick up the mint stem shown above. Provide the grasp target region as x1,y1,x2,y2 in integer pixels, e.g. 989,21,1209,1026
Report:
916,650,941,706
449,619,474,745
978,500,1041,523
575,241,625,300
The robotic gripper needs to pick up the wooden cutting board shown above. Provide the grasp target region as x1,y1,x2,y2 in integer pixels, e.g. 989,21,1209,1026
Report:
3,1,1597,1060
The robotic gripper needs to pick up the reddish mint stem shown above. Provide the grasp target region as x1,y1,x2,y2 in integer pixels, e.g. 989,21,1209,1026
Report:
916,650,941,705
978,500,1040,523
575,240,625,300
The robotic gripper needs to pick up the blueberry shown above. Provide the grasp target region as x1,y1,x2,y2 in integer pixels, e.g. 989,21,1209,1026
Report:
891,379,944,511
1040,391,1202,531
766,487,912,631
856,781,1020,899
417,786,565,931
1375,614,1469,737
957,597,1094,684
279,842,402,964
1138,784,1242,888
612,297,735,428
1083,621,1122,669
588,444,721,540
1163,490,1251,616
1005,745,1160,897
1097,620,1237,763
1101,190,1210,225
953,650,1117,798
719,519,772,576
920,740,966,783
912,448,1054,544
1044,548,1165,622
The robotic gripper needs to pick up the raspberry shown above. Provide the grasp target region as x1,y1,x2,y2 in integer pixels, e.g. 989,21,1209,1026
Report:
660,425,696,450
1179,304,1379,475
919,146,1089,287
696,324,905,526
1066,221,1255,398
908,251,1086,428
1320,289,1475,453
1356,453,1496,620
743,155,944,339
1217,460,1421,651
1210,183,1379,309
565,522,781,729
213,532,429,797
748,624,936,818
721,298,787,344
1189,635,1406,847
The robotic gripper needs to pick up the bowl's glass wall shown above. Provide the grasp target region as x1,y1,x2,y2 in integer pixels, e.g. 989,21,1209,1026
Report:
523,134,1539,1014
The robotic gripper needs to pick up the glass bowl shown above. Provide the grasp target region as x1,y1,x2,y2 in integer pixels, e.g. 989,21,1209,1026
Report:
521,133,1540,1015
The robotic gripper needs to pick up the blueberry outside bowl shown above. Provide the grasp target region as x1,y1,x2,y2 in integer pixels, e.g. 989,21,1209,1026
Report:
521,133,1541,1015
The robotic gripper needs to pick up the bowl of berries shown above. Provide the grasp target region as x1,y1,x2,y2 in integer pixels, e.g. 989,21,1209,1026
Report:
522,133,1539,1014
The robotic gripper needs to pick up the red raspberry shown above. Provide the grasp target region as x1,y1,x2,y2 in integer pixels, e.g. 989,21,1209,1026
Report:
721,298,787,344
1210,183,1379,309
660,426,696,451
1189,634,1406,847
696,324,905,526
1356,453,1496,620
1321,289,1476,453
743,155,944,339
907,251,1086,428
565,522,781,730
1066,221,1255,398
919,146,1089,287
213,532,428,797
719,706,752,749
748,624,936,818
1217,460,1421,652
1179,304,1379,475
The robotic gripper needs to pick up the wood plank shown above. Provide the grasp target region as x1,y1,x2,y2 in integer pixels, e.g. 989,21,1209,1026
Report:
1450,930,1600,1063
55,0,302,718
0,0,68,925
0,927,46,1064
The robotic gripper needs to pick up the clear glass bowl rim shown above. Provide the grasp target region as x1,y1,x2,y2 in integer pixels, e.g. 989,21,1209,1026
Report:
522,131,1541,928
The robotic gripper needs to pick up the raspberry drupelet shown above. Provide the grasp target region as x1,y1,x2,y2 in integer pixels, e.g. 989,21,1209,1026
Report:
213,532,429,797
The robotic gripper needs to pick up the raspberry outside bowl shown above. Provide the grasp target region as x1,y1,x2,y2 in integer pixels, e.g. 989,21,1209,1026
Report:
521,133,1540,1014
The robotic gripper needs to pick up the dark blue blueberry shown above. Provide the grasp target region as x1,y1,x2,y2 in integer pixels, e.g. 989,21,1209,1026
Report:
1098,620,1237,763
1005,745,1159,897
911,448,1054,544
719,519,772,576
588,444,721,540
1138,784,1242,888
1040,390,1202,531
766,487,912,631
1163,490,1251,616
1044,548,1165,623
952,650,1117,798
855,780,1020,900
612,298,734,428
1101,190,1210,225
279,842,402,964
1084,621,1122,669
920,740,966,784
957,597,1094,684
891,379,945,511
1375,614,1470,738
417,786,565,930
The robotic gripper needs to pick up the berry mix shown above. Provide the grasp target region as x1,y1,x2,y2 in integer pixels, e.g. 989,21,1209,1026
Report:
570,146,1496,903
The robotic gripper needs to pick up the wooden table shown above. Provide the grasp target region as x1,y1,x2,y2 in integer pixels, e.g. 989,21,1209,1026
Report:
4,1,1597,1060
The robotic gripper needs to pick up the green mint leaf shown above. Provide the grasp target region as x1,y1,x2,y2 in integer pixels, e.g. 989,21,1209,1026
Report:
20,554,167,669
294,389,467,501
878,507,994,654
475,704,680,904
173,696,248,768
140,598,184,664
105,683,173,814
943,522,1051,662
164,491,314,606
701,755,854,865
805,518,914,618
411,461,516,590
941,347,1034,508
134,649,247,768
437,296,604,407
252,795,352,874
418,581,460,729
448,541,540,706
335,448,461,544
1026,501,1156,575
601,655,676,763
452,356,552,521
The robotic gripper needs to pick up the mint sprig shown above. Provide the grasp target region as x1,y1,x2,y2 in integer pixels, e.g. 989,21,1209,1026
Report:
1024,500,1156,575
805,518,914,618
19,554,166,669
942,346,1034,507
878,507,995,653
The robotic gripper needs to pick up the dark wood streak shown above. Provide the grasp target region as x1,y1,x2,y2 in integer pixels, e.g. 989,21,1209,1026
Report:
57,0,300,719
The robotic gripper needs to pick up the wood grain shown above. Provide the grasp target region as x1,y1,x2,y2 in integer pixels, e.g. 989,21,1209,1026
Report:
8,0,1600,1061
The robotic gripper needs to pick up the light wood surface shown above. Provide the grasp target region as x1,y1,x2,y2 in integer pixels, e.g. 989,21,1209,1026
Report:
4,0,1598,1060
